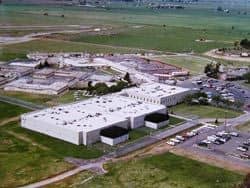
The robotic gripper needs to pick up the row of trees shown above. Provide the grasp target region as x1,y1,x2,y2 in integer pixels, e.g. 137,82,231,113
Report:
87,72,132,95
204,62,221,79
240,39,250,49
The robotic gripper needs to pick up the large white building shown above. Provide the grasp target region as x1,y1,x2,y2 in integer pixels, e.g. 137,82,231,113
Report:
125,83,193,106
21,94,167,145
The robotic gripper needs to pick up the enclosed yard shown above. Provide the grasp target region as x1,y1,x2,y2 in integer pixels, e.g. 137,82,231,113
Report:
171,104,242,119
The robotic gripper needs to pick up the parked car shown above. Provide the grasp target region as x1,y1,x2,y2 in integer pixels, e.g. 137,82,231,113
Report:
198,142,208,148
230,132,239,137
202,139,211,144
170,138,181,144
176,135,185,141
214,139,223,145
166,141,176,146
237,146,248,152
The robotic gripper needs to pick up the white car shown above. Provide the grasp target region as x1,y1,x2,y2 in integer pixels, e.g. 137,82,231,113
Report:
176,135,185,141
207,135,218,142
202,139,211,144
166,141,176,146
237,147,248,152
230,132,239,137
170,138,181,144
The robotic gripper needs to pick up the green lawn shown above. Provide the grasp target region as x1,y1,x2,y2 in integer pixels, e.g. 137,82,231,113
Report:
0,101,30,122
171,104,242,119
236,121,250,133
54,91,90,104
0,121,103,187
151,55,212,74
49,152,243,188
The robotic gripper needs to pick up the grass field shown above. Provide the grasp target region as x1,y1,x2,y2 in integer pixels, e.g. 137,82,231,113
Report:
0,121,103,187
0,4,250,56
151,55,212,74
48,152,243,188
236,121,250,133
171,104,242,119
0,101,30,122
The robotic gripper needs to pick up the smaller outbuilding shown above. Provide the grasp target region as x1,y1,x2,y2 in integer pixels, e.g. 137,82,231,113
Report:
100,126,129,146
145,113,169,129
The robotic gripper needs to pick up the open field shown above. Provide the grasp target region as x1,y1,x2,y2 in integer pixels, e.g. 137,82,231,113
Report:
170,104,242,119
0,101,30,122
151,55,212,74
0,122,75,187
0,4,250,56
48,152,243,188
236,121,250,133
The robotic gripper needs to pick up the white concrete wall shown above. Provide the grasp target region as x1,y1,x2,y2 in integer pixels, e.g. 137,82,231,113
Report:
21,115,82,145
4,86,67,95
101,134,129,146
145,120,169,129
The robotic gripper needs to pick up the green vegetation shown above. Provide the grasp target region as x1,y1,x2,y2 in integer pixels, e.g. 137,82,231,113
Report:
52,152,242,188
243,72,250,84
171,103,242,119
72,25,233,53
237,121,250,133
240,39,250,49
204,62,221,78
0,90,53,106
6,122,103,159
53,90,90,104
0,101,30,121
0,122,74,187
152,55,212,74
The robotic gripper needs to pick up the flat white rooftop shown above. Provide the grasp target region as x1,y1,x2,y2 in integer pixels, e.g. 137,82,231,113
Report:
23,94,166,133
125,83,190,98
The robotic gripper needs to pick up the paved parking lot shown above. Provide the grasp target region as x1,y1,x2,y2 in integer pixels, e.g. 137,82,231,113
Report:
176,125,250,169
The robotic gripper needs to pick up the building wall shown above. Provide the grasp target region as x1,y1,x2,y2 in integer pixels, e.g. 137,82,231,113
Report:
84,119,129,145
145,120,169,129
130,108,167,129
4,86,68,95
100,134,129,146
21,115,82,145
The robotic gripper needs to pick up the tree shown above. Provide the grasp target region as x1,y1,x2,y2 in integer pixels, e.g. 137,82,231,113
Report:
94,83,109,95
212,95,221,106
240,39,250,49
204,62,220,79
243,72,250,83
124,72,132,84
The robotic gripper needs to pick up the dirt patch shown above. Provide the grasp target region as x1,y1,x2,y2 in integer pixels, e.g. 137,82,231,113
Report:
0,116,20,126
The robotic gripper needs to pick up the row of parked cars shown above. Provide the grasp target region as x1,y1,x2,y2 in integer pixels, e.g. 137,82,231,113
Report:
237,138,250,152
198,131,238,147
166,130,198,146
